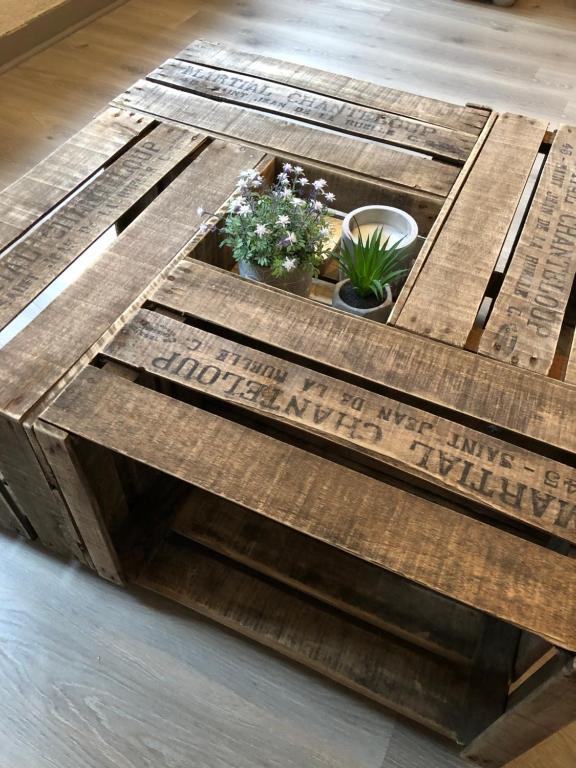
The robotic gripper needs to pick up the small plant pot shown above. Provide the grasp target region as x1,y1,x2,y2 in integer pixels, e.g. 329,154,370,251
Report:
340,205,418,296
238,262,312,297
332,279,393,322
342,205,419,258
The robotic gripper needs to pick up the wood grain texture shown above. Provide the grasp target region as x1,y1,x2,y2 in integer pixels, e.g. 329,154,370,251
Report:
151,261,576,455
289,159,442,236
114,79,459,197
395,113,547,346
40,366,576,650
0,485,28,536
178,39,487,135
389,111,498,324
0,413,86,560
3,529,462,768
563,331,576,385
35,421,123,583
0,107,154,253
2,0,576,194
479,125,576,374
507,723,576,768
104,308,576,544
172,488,483,665
464,655,576,767
0,140,265,421
150,57,476,162
0,122,203,330
139,534,470,739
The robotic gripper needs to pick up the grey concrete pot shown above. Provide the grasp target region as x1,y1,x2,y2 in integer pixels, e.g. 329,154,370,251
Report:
340,205,418,297
332,279,393,322
341,205,419,259
238,261,312,297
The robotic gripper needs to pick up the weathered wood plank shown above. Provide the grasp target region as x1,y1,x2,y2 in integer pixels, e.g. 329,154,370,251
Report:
105,309,576,543
0,484,29,537
0,123,205,330
459,617,519,745
0,141,267,421
395,113,548,346
150,261,576,456
138,534,470,739
151,59,476,163
35,422,124,584
566,336,576,384
0,142,268,557
179,39,487,135
290,159,442,236
0,107,155,253
114,79,459,197
0,414,87,560
173,488,484,665
41,366,576,650
464,654,576,767
479,126,576,374
389,112,499,323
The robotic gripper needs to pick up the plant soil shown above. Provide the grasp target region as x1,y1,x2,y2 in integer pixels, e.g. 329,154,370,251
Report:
340,281,384,309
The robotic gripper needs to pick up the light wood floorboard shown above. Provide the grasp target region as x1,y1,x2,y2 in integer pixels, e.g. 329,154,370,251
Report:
1,0,576,189
0,531,467,768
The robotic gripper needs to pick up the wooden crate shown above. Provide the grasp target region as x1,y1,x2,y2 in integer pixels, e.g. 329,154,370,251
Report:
0,38,490,555
33,121,576,757
0,104,271,561
35,247,576,762
6,38,576,767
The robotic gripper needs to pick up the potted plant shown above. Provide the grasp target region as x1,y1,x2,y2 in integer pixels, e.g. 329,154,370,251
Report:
198,164,334,297
341,204,418,298
332,225,408,322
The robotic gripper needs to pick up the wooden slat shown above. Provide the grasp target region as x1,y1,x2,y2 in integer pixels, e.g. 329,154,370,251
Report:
459,617,519,746
105,309,576,544
389,112,499,323
0,484,29,537
464,655,576,767
0,143,268,556
291,159,442,236
514,634,554,681
151,58,476,163
0,413,87,560
41,366,576,650
505,722,576,768
0,141,267,421
479,126,576,374
566,336,576,385
114,79,459,197
151,261,576,456
0,107,154,253
178,39,488,136
35,422,124,584
0,122,205,330
394,113,548,346
138,534,470,739
173,488,483,665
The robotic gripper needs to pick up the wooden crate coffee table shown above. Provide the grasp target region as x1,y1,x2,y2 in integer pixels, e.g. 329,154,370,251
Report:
2,39,576,767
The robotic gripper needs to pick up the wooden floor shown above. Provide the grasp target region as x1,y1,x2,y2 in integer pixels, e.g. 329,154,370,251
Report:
1,0,576,766
2,0,576,189
0,531,468,768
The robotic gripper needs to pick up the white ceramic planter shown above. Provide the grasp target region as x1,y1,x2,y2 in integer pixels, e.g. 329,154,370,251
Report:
332,279,393,322
238,261,312,297
341,205,419,256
